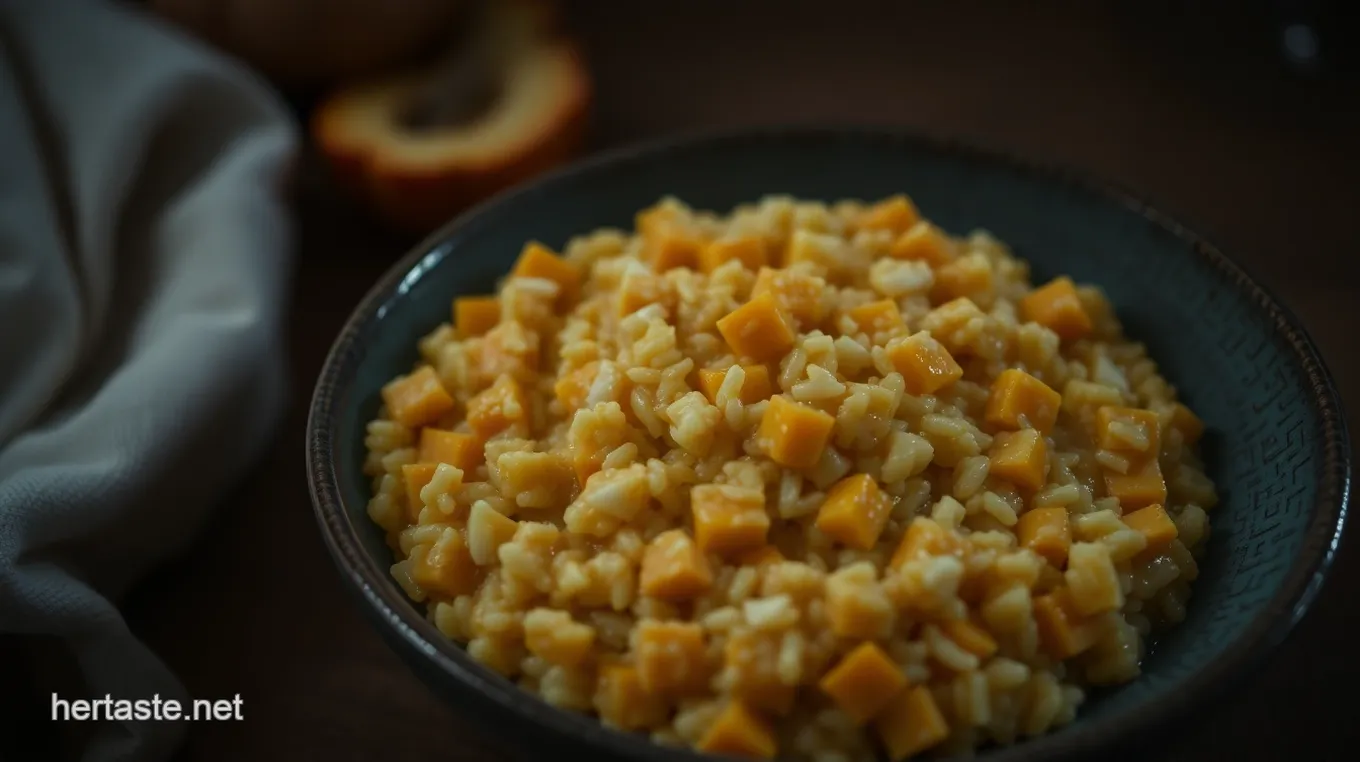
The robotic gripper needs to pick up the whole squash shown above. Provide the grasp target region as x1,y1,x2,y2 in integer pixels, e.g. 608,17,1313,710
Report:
148,0,463,87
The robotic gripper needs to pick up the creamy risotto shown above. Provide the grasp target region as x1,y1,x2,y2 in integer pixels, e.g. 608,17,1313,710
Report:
362,194,1216,760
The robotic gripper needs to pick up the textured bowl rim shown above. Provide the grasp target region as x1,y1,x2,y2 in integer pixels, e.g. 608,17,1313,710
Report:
306,125,1351,761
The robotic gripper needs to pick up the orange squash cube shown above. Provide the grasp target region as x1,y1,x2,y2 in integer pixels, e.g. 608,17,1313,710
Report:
511,241,580,308
888,221,954,267
381,366,455,428
453,296,501,337
402,463,438,521
716,293,797,363
815,474,893,550
692,484,770,556
700,235,769,273
757,395,837,469
418,428,482,472
874,685,949,761
940,618,999,659
1102,456,1167,510
642,219,705,272
931,253,993,304
639,529,713,600
818,642,907,725
554,361,599,414
595,661,667,730
856,194,921,234
847,299,906,335
885,331,963,396
1167,402,1205,445
697,700,777,759
411,529,481,598
466,375,529,440
890,517,968,569
750,267,828,329
1016,506,1071,568
1122,504,1179,557
635,620,710,695
984,368,1062,433
1019,276,1092,342
1096,406,1162,456
988,428,1048,492
1032,587,1099,660
698,365,774,405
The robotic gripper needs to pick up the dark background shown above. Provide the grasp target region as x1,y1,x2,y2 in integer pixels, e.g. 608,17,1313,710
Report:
12,1,1360,760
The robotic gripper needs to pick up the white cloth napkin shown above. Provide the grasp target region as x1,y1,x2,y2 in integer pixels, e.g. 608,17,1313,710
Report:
0,1,297,760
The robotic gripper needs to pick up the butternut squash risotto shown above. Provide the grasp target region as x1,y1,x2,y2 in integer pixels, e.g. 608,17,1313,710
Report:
363,195,1217,760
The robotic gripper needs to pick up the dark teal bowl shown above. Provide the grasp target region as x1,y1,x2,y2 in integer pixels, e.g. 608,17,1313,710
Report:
307,127,1351,761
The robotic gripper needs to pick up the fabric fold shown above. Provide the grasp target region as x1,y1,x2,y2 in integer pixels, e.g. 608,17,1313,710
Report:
0,2,298,760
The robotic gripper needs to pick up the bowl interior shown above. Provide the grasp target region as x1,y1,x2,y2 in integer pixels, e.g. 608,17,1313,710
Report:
317,129,1347,753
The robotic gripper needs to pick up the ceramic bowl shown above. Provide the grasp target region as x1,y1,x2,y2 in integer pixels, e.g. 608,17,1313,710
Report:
307,127,1351,762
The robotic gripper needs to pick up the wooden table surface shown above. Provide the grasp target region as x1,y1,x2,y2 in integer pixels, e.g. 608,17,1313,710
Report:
113,1,1360,760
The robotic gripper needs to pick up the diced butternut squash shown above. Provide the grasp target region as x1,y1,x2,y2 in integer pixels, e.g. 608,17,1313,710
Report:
639,529,713,600
402,463,438,521
466,376,529,440
888,221,953,267
698,365,774,405
523,608,595,667
818,642,907,725
418,428,482,472
381,366,455,428
757,395,836,469
1096,406,1161,456
815,474,893,550
890,517,968,569
554,361,599,414
750,267,828,329
411,529,481,598
856,195,920,234
697,700,777,759
595,661,667,730
1016,506,1071,568
984,369,1062,433
717,293,797,362
1102,456,1167,510
1064,542,1124,615
701,235,769,273
454,296,501,337
1122,503,1178,557
930,253,993,304
643,220,705,272
847,299,906,335
736,545,784,568
1167,402,1205,444
885,331,963,396
988,428,1048,492
511,241,580,308
874,685,949,761
635,620,710,695
940,618,999,659
1032,587,1099,660
692,484,770,556
1019,276,1092,342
